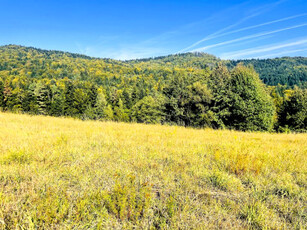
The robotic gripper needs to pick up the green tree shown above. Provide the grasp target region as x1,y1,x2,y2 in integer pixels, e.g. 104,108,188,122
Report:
207,64,232,129
278,87,307,131
122,88,133,109
95,91,108,119
163,73,212,127
34,81,51,115
186,82,213,127
163,73,191,126
3,80,13,110
49,84,64,116
73,88,89,115
227,65,275,131
63,80,77,116
131,95,165,124
113,98,129,122
86,83,98,107
21,83,38,114
103,104,114,120
0,80,4,109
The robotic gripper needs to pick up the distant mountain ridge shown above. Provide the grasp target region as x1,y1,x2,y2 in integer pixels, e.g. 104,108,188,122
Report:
0,44,306,87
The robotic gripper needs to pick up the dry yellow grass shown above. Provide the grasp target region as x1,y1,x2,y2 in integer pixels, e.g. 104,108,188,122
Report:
0,112,306,229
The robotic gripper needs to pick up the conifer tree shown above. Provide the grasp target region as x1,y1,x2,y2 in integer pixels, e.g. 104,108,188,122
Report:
0,80,4,109
34,81,51,115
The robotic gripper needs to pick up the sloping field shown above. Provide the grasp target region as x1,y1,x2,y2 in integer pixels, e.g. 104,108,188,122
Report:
0,112,306,229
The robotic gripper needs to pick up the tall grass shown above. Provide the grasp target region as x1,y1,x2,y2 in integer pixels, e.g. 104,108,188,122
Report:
0,112,306,229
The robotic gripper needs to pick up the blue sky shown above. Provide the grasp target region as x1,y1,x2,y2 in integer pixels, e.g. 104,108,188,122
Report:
0,0,306,60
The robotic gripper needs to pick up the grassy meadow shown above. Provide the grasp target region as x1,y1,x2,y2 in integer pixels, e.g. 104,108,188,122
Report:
0,112,306,229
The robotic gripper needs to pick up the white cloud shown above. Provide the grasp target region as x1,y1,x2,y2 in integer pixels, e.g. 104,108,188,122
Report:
220,38,307,59
193,23,307,52
177,0,295,53
256,47,307,59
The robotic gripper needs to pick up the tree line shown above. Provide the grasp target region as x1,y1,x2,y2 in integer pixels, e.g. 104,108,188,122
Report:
0,64,305,132
0,45,306,132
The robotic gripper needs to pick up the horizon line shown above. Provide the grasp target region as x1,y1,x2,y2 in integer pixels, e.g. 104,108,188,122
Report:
1,43,306,61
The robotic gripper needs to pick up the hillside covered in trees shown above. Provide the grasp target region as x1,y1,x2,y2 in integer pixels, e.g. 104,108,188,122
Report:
227,58,307,88
0,45,306,132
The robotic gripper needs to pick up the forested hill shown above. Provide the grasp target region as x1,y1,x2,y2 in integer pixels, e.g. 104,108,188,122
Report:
227,57,307,88
0,45,129,80
0,45,306,132
1,45,306,87
127,52,220,69
131,55,307,88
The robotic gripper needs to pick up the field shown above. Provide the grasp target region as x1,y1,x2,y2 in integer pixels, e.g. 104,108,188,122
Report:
0,112,306,229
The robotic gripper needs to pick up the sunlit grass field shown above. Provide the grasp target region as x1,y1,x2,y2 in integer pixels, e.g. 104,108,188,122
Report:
0,112,306,229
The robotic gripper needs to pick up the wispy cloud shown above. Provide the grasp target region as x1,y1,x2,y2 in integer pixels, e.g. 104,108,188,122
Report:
193,23,307,52
179,13,307,53
256,47,307,59
220,38,307,59
73,0,305,60
141,1,256,48
178,0,291,53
